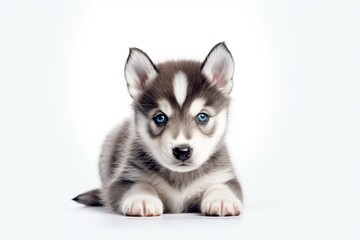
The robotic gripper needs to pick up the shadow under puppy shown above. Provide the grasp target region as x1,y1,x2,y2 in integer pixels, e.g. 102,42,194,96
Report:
73,42,243,217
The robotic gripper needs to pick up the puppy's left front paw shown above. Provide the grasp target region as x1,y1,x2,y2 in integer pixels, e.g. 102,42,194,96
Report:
201,196,242,216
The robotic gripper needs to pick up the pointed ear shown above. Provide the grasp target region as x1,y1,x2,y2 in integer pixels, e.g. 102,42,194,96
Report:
201,42,235,95
124,48,159,98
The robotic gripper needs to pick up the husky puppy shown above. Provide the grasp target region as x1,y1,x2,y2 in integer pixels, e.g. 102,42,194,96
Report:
73,42,243,217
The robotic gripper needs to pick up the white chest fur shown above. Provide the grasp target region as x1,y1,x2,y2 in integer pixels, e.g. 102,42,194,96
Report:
147,169,234,213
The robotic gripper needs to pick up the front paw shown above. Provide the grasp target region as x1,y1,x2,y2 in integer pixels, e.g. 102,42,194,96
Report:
201,196,242,216
121,195,163,217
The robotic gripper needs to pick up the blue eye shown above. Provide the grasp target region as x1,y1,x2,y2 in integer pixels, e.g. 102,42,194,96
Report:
196,113,209,123
153,113,168,126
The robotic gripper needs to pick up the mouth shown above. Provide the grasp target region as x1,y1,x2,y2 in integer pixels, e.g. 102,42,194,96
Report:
159,152,197,172
173,159,194,166
176,162,190,167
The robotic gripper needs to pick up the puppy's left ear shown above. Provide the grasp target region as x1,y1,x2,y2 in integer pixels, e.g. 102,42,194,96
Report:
201,42,235,95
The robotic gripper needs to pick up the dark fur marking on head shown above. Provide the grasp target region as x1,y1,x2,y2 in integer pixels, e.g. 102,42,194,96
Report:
135,60,229,114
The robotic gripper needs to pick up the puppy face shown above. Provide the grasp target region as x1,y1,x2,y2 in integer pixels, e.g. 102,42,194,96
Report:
125,43,234,172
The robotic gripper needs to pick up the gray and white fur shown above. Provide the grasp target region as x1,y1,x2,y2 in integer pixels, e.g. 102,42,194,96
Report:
73,42,243,217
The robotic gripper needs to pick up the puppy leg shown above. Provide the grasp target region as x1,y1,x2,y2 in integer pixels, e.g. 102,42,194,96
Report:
201,183,242,216
105,180,163,217
121,182,163,217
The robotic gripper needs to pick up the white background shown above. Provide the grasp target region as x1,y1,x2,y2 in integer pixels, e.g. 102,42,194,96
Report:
1,0,359,239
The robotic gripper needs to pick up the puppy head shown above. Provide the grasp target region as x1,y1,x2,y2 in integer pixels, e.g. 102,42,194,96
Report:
125,43,235,172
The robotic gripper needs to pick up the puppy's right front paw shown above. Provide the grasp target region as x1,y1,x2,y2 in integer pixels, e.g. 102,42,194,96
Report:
121,195,163,217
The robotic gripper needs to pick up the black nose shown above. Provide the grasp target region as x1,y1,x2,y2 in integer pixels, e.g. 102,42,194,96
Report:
172,145,192,161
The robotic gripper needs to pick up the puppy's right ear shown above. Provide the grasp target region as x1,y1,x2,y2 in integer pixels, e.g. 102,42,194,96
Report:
124,48,159,98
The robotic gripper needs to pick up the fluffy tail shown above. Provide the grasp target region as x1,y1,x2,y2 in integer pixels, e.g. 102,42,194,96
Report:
72,189,103,206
